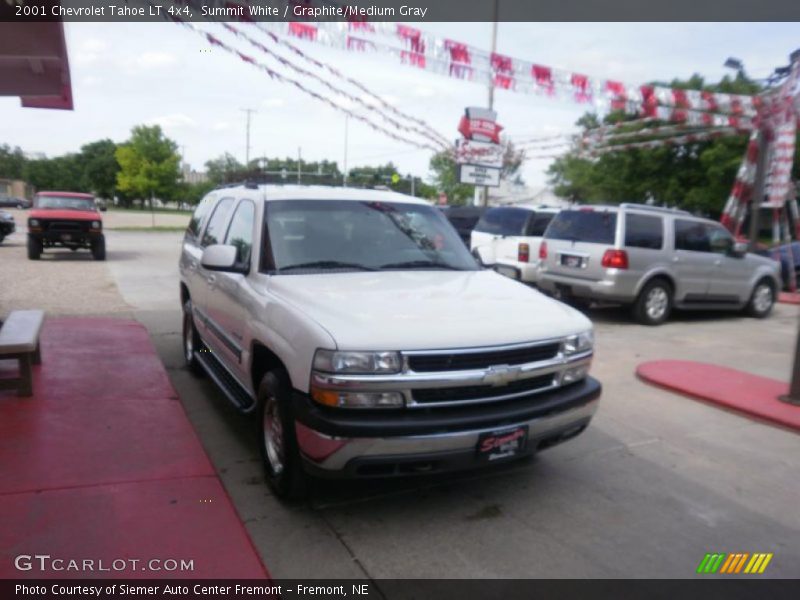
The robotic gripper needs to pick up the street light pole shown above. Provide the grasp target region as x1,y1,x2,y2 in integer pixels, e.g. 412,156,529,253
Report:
482,0,499,208
343,115,349,187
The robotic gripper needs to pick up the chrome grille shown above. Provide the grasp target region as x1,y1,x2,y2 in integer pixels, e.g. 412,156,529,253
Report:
407,342,561,372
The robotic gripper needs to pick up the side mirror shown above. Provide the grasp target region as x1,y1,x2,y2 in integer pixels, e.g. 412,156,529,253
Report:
473,245,495,267
730,241,748,258
201,244,241,272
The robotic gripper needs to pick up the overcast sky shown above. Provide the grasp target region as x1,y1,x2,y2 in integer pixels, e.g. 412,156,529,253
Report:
2,22,798,188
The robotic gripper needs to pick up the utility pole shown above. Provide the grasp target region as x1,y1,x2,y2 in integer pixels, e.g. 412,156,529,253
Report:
241,108,256,167
343,116,349,187
481,0,499,208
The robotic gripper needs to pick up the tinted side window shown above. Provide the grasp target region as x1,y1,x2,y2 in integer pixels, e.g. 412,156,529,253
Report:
625,214,663,249
225,200,255,266
525,213,555,237
474,207,529,236
188,195,214,238
674,219,711,252
546,210,617,244
201,198,235,247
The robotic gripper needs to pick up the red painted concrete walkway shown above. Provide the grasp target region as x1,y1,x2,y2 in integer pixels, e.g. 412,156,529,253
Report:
637,360,799,432
0,318,268,579
779,291,800,305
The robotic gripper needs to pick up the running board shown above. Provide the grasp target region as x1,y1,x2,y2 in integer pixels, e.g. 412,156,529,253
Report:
195,346,256,413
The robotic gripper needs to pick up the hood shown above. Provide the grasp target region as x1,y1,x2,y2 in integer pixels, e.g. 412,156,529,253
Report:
29,208,100,221
266,270,591,350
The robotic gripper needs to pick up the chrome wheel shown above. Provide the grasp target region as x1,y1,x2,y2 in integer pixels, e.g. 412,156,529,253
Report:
262,394,285,475
753,284,773,314
645,287,669,321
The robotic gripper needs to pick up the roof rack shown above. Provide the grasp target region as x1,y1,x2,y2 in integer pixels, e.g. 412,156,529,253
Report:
619,203,691,215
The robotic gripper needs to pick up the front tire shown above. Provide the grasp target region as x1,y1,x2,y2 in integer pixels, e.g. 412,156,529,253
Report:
91,236,106,261
746,279,775,318
257,370,307,502
182,300,204,376
633,278,672,325
27,236,42,260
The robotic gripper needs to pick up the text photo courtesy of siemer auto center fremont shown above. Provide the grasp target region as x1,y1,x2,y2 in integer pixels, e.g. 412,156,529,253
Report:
1,2,800,598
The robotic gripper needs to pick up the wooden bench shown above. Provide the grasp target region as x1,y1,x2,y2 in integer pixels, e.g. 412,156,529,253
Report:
0,310,45,397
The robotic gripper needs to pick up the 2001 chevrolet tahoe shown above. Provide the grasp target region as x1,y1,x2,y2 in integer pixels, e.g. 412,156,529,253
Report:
179,185,601,499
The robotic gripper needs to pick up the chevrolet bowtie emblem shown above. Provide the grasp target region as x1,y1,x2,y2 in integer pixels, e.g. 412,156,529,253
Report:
482,365,522,387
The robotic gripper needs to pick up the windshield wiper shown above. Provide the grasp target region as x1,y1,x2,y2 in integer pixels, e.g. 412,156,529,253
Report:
278,260,377,272
379,260,464,271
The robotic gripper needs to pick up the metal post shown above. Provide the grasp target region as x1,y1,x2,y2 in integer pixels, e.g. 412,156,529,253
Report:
343,116,349,187
241,108,256,167
748,129,769,251
780,321,800,405
482,1,499,208
297,147,302,184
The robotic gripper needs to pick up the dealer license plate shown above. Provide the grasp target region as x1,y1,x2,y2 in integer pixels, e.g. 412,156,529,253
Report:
61,234,72,241
561,254,584,268
477,426,528,462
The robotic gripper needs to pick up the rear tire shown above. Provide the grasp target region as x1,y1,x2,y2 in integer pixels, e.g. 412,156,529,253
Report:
257,370,307,502
0,234,5,245
91,236,106,261
182,300,204,376
746,279,775,318
632,278,672,325
27,236,42,260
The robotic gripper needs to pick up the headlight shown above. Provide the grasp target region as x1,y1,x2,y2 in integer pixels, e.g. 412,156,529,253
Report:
313,349,401,374
29,219,39,227
91,221,101,229
562,330,593,355
310,389,404,408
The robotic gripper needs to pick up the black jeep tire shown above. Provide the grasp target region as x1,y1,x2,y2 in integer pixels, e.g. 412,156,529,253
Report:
182,300,204,376
0,234,5,245
745,278,775,319
91,236,106,261
256,369,307,502
632,278,673,325
27,236,42,260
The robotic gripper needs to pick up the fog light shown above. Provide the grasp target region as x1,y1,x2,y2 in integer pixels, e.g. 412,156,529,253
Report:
311,386,404,408
561,365,589,384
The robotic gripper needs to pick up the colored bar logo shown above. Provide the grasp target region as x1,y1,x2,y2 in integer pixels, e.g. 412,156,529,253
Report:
697,552,773,574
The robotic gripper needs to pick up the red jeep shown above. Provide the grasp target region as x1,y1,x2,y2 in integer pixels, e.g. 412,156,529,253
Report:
27,192,105,260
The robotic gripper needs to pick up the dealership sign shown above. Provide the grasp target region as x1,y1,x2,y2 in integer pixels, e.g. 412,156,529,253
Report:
454,139,504,168
457,107,502,187
459,164,501,186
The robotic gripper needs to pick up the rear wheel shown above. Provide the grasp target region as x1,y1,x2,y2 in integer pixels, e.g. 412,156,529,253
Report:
257,370,307,502
27,236,42,260
746,279,775,318
632,278,672,325
0,234,5,245
91,236,106,261
182,300,204,376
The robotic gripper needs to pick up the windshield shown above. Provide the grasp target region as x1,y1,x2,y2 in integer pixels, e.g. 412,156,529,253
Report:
35,195,96,212
474,207,530,236
265,200,479,273
545,210,617,244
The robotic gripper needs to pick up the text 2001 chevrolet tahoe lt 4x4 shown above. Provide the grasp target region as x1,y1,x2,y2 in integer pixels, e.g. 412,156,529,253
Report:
179,185,600,499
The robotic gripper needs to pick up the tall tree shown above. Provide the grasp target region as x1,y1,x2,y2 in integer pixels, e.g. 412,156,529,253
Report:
0,144,25,180
80,139,119,200
115,125,181,208
205,152,244,185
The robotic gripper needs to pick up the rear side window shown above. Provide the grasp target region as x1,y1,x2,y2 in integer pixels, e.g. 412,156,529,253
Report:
525,213,555,237
545,210,617,244
674,219,711,252
625,214,664,249
201,198,235,247
474,207,529,236
187,195,214,238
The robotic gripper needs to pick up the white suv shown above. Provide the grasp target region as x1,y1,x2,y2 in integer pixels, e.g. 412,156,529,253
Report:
179,185,600,499
470,205,559,283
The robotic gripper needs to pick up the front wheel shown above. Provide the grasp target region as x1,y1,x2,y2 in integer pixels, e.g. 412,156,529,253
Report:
257,370,307,502
182,300,204,376
746,279,775,318
27,236,42,260
632,279,672,325
91,236,106,261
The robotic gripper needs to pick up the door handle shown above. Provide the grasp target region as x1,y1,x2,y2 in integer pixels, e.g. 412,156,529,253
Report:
714,259,722,266
207,275,216,286
188,261,197,271
672,256,679,262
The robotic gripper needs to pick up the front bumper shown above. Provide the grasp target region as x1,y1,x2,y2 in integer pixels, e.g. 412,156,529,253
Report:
293,376,601,477
0,221,15,235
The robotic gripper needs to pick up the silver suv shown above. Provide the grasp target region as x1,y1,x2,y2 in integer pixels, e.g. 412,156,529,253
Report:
537,204,781,325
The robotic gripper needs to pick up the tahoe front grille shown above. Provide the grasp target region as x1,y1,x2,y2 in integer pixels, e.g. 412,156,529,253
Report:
411,374,556,404
407,342,561,372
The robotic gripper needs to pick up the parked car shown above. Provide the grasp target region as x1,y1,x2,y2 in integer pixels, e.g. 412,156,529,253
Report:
766,241,800,290
27,191,105,260
537,204,781,325
179,185,600,499
440,205,487,246
0,210,15,243
0,194,30,209
470,205,559,284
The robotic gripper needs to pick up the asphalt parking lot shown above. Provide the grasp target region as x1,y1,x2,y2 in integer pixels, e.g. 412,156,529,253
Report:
1,224,799,579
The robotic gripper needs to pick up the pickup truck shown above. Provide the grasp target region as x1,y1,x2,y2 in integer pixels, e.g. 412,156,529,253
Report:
179,185,600,499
